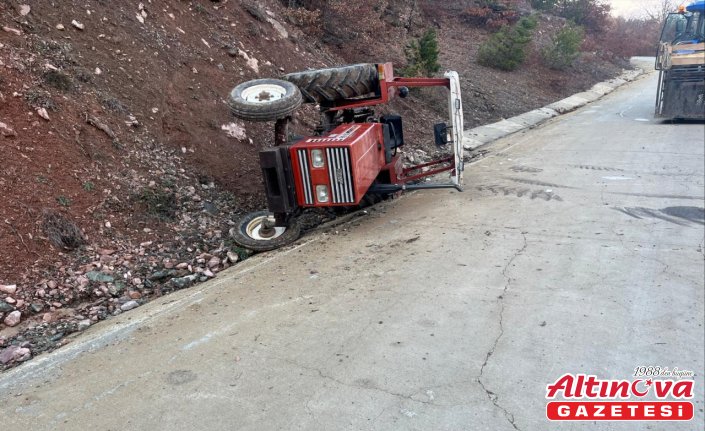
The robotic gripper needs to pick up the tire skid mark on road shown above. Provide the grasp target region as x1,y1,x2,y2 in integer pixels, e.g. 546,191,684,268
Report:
572,164,625,172
606,191,703,200
509,165,543,173
612,206,705,226
476,185,563,202
503,177,575,189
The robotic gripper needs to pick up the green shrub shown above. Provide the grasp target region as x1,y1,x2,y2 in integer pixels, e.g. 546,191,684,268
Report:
56,196,71,207
135,187,177,220
43,70,73,92
402,28,441,77
477,16,538,71
542,24,584,70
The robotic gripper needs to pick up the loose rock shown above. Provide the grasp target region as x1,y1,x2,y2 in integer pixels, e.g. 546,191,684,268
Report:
15,347,31,362
37,107,50,121
86,271,115,283
171,275,196,289
77,319,92,331
149,270,174,281
0,301,15,313
0,284,17,294
4,310,21,327
221,123,246,140
226,251,239,264
0,122,17,138
0,346,31,364
120,300,139,311
2,26,21,36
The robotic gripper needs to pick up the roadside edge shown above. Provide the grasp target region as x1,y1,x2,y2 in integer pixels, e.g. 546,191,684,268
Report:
462,66,648,151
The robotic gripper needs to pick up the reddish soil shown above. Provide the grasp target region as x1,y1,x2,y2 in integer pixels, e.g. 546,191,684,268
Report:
0,0,627,369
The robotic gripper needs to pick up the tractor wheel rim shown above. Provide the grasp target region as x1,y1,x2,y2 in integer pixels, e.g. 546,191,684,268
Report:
245,216,286,241
241,84,287,103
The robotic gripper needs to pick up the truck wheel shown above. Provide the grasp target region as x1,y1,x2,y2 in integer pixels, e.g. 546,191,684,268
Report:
230,211,301,252
285,63,379,104
228,79,302,122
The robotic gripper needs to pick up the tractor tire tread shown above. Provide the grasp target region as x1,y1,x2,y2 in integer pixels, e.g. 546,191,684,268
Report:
285,64,379,104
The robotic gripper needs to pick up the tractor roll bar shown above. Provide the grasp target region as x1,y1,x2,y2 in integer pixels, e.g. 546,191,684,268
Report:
329,63,450,111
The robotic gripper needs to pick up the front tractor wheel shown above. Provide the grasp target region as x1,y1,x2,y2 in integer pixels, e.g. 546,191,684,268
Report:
230,211,301,252
228,79,302,122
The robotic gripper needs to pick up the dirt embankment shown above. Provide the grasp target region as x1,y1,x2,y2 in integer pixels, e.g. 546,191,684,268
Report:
0,0,623,369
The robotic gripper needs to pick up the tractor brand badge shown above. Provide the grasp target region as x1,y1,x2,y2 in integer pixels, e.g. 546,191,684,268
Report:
546,368,695,421
334,168,345,185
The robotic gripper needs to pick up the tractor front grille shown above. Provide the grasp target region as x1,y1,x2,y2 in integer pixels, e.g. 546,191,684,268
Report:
669,65,705,83
326,147,355,204
296,149,314,205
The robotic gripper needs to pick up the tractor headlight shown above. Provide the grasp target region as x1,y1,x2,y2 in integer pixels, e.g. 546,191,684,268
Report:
311,149,325,168
316,185,329,203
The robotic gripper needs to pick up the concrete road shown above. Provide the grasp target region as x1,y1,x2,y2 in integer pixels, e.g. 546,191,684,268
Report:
1,69,703,430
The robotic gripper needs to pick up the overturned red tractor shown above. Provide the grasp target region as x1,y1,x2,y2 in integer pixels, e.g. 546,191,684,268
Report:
227,63,464,251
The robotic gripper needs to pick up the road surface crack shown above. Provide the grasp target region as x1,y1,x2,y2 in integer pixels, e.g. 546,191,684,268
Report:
275,357,435,406
477,233,527,431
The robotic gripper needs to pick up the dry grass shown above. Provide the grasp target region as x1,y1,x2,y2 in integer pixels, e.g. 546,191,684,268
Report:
41,209,85,250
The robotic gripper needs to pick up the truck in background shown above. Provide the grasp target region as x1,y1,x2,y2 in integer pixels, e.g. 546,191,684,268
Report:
655,0,705,120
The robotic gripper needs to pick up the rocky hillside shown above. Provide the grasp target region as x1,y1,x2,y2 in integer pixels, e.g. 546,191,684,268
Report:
0,0,623,369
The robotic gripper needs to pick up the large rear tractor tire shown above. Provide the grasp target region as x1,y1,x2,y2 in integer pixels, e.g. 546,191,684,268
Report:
230,211,301,252
285,63,379,104
228,79,302,122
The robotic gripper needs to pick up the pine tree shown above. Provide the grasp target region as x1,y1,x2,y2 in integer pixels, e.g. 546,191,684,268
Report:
402,29,442,77
477,15,538,71
542,24,584,70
